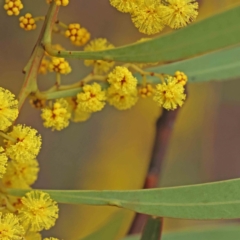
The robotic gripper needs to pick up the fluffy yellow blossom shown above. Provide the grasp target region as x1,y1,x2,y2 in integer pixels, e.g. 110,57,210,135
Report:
2,158,39,188
41,99,71,131
160,0,198,29
174,71,188,85
153,77,186,110
131,0,165,35
3,0,23,16
4,125,42,163
67,97,91,122
19,191,59,232
0,87,19,131
0,212,25,240
84,38,115,74
139,84,155,98
0,147,8,178
107,86,138,110
48,57,72,75
109,0,142,13
77,83,106,113
65,23,90,46
19,13,36,31
25,232,42,240
39,57,50,75
107,66,137,94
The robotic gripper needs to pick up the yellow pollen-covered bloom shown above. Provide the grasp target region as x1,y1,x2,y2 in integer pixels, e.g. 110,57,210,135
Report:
65,23,91,46
4,124,42,163
0,87,19,131
107,86,138,110
67,97,91,123
19,13,36,31
160,0,198,29
25,232,42,240
109,0,142,13
39,57,50,75
131,0,165,35
0,212,25,240
174,70,188,85
84,38,115,74
139,84,155,98
107,66,137,94
3,0,23,16
48,57,72,75
19,191,59,232
77,83,106,113
153,77,186,110
41,99,71,131
2,158,39,188
0,147,8,178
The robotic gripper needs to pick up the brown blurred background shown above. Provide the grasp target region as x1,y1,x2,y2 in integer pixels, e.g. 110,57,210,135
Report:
1,0,240,239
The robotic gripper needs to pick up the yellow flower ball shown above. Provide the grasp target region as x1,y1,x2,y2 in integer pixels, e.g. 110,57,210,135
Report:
107,66,137,94
139,84,155,98
153,76,186,110
3,0,23,16
4,125,42,163
65,23,91,46
2,158,39,188
41,98,71,131
160,0,199,29
19,13,36,31
0,87,19,131
0,212,25,240
77,83,106,113
19,191,59,232
48,57,72,75
107,86,138,110
174,70,188,86
131,0,165,35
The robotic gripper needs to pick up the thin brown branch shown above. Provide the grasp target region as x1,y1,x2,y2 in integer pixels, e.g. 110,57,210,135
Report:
128,107,181,235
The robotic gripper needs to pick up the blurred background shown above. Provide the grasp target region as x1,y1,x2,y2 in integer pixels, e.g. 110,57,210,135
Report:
1,0,240,239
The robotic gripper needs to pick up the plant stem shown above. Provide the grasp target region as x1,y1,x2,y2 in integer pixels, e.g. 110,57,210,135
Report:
128,107,181,235
18,2,60,110
0,131,16,142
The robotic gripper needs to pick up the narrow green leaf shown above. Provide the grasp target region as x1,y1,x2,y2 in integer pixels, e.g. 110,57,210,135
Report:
45,6,240,63
122,225,240,240
8,178,240,220
139,45,240,83
140,217,162,240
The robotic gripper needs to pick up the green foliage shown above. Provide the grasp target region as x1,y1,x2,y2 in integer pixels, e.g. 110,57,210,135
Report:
138,45,240,83
8,178,240,220
45,6,240,63
122,225,240,240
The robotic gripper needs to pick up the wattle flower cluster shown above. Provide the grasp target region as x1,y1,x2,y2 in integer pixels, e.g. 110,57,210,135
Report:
110,0,199,34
